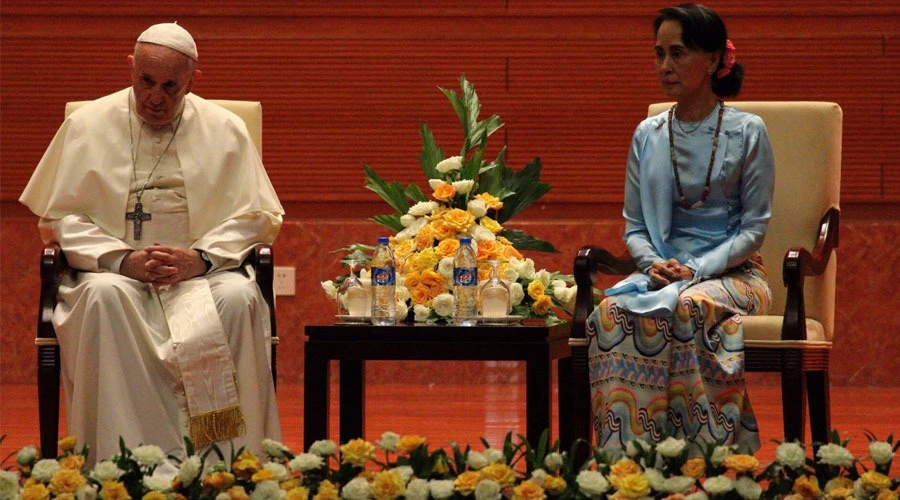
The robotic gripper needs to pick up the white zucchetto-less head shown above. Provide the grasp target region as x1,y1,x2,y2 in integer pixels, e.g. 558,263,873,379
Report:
136,22,198,61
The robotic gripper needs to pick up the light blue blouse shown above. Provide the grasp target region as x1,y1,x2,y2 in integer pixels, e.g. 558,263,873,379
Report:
605,103,775,316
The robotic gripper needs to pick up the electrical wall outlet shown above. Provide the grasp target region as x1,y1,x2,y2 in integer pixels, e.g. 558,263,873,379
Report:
273,266,296,296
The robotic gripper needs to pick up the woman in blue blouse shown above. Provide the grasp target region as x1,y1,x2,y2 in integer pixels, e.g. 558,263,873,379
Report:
587,3,775,453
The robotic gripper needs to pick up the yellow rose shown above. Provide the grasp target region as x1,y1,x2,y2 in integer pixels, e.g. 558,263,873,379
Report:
313,480,340,500
49,469,86,495
681,457,706,478
142,492,167,500
544,475,567,496
414,225,435,251
435,238,461,258
724,454,759,474
861,471,892,493
527,280,545,300
826,488,854,499
224,486,250,500
340,438,376,467
281,479,303,491
824,477,855,493
371,471,406,500
421,269,446,287
232,451,261,479
609,459,642,486
876,490,899,500
502,244,523,261
410,286,431,305
58,436,77,453
433,456,450,475
392,239,417,262
433,184,457,201
454,471,481,496
397,434,427,453
412,248,441,273
287,486,311,500
476,240,503,261
479,217,503,234
531,295,553,316
479,463,516,487
512,480,547,500
792,475,822,499
22,483,51,500
443,209,475,233
405,272,423,288
616,473,651,499
100,481,131,500
251,469,275,483
203,471,236,490
474,193,503,210
430,220,459,241
59,454,85,470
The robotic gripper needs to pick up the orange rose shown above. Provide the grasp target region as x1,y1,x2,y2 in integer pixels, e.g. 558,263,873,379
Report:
223,486,250,500
203,471,236,490
21,483,51,500
410,286,431,305
681,457,706,479
143,492,167,500
454,471,481,496
48,469,86,495
609,458,642,486
421,270,446,287
503,244,523,261
251,469,275,483
430,220,458,241
433,184,457,201
543,476,567,496
313,480,340,500
479,463,516,487
724,454,759,474
474,193,503,210
414,225,435,251
476,240,503,261
531,295,553,316
232,451,261,479
435,238,461,258
59,454,85,470
512,480,547,500
370,470,405,500
792,476,822,499
397,434,427,453
443,209,475,233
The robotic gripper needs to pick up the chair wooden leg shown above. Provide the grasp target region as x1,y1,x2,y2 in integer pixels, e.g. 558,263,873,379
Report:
557,356,573,450
781,351,807,442
570,344,592,466
37,344,61,458
806,370,831,444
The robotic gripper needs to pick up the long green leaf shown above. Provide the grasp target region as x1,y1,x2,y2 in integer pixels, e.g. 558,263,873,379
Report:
371,214,405,233
418,123,443,180
497,157,552,223
363,164,409,214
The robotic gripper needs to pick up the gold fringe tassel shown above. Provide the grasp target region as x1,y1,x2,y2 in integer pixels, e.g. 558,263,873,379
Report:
189,405,246,449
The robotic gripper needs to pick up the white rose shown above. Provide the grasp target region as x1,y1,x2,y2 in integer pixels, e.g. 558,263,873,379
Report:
432,293,455,317
216,493,232,500
32,458,61,482
686,492,709,500
90,461,125,482
263,462,291,482
530,469,548,485
438,257,455,279
453,180,475,195
406,478,430,500
143,476,173,492
510,282,525,306
702,475,734,495
400,214,417,227
467,451,489,470
390,466,414,484
309,439,337,456
626,438,651,457
543,452,564,472
710,445,732,466
775,442,806,468
429,179,448,190
16,445,37,466
177,456,203,484
470,224,496,242
396,217,429,241
519,258,537,279
413,304,432,322
474,479,502,500
663,475,696,494
468,199,488,218
502,265,520,283
408,201,438,217
435,156,463,173
262,439,288,458
250,480,282,500
644,468,665,491
535,269,552,287
0,470,20,499
429,479,456,500
853,478,867,499
290,453,325,472
321,280,338,300
133,445,166,468
396,285,411,303
77,483,98,500
341,477,371,500
869,441,895,465
657,437,687,457
816,443,854,467
576,470,610,497
483,448,505,464
734,476,762,499
395,299,409,321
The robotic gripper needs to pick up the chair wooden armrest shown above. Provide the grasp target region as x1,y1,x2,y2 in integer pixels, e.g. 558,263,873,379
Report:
571,246,636,340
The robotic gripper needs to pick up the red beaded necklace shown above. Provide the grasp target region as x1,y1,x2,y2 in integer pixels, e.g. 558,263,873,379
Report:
667,101,725,209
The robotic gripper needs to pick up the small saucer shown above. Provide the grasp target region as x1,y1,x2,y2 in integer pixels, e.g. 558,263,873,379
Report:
336,314,370,324
478,315,524,325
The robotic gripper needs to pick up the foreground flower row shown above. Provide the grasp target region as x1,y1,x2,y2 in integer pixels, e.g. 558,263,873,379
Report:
2,430,898,500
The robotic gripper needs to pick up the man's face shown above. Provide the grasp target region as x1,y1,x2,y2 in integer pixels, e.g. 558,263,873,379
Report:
128,43,198,126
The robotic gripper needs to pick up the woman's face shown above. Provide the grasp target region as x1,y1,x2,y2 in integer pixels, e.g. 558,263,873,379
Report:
655,19,718,102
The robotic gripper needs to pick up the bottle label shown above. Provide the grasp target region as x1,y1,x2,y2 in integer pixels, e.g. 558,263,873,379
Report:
454,267,477,286
372,266,395,286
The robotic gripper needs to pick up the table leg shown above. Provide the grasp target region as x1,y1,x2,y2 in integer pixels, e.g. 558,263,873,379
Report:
526,352,551,446
340,359,365,443
304,343,330,449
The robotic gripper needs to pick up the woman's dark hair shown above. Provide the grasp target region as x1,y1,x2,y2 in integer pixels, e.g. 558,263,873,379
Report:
654,3,744,97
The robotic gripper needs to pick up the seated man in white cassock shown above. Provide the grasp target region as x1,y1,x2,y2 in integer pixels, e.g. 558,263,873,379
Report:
18,22,284,463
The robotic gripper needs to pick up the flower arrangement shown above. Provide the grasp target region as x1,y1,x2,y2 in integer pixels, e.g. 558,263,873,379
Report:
320,76,576,325
3,430,898,500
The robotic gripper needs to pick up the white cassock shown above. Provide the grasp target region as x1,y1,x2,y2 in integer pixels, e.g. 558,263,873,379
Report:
19,88,284,463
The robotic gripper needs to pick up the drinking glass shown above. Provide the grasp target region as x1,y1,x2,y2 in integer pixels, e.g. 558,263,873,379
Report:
337,259,369,320
479,260,510,324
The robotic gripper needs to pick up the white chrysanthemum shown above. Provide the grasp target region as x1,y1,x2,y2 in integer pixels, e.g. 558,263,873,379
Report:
263,462,291,482
576,469,610,496
474,479,502,500
626,438,651,458
321,280,338,300
0,470,20,499
133,445,166,468
396,217,429,241
32,458,61,482
400,214,417,227
16,445,37,466
77,483,98,500
396,285,411,304
869,441,894,465
663,475,696,494
515,258,536,279
342,477,371,500
90,461,125,482
817,443,854,467
483,448,505,464
453,180,474,195
309,439,337,456
544,452,564,472
413,304,432,322
408,201,438,217
468,199,488,218
437,257,454,279
853,478,867,499
734,476,762,499
406,478,430,500
435,156,463,173
510,282,525,306
395,298,409,321
686,492,709,500
710,445,732,466
657,437,687,457
534,269,552,287
251,480,282,500
177,456,203,484
262,439,288,458
390,466,414,484
502,265,520,283
702,475,734,495
644,468,665,491
289,453,325,472
429,178,448,190
467,451,489,470
429,479,456,500
470,224,496,242
550,279,568,291
530,469,548,486
775,442,806,468
143,475,173,492
433,293,455,317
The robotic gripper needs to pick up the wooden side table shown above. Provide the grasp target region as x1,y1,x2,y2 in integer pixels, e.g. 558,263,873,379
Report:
303,322,573,448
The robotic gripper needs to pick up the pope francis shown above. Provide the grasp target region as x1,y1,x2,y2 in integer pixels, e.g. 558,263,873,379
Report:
19,22,284,464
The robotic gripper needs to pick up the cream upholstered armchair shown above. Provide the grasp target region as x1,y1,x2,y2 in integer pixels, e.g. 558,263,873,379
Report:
564,102,842,455
36,99,278,456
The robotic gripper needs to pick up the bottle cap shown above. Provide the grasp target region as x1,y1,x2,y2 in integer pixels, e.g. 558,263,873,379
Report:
378,237,390,244
459,237,472,244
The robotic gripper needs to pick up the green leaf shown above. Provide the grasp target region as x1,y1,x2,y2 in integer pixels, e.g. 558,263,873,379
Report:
404,183,429,204
418,123,444,180
370,214,405,233
499,228,559,253
497,157,552,223
363,164,410,215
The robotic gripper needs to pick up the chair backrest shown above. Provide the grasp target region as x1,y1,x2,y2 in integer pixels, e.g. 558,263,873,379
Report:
648,101,842,340
64,98,263,154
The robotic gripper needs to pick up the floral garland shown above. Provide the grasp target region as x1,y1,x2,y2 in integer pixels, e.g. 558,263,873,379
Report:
321,76,575,325
3,430,898,500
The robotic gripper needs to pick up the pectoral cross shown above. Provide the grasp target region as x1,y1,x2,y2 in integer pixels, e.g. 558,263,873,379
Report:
125,201,152,240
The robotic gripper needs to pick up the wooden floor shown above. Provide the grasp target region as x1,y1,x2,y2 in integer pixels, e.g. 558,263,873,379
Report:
2,380,898,475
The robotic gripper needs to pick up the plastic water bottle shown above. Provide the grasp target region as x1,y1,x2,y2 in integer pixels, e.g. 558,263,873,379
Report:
370,237,396,325
453,237,478,326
